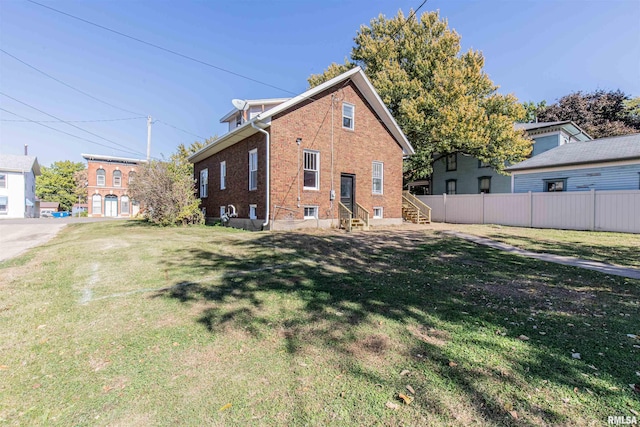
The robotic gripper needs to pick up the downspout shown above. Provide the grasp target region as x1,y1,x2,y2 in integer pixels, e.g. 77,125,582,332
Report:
251,121,270,229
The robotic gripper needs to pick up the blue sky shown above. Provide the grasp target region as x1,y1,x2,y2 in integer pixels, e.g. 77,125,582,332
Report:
1,0,639,167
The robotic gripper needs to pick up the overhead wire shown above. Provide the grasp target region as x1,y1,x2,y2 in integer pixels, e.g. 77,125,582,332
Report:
0,91,149,158
1,116,146,123
0,107,148,158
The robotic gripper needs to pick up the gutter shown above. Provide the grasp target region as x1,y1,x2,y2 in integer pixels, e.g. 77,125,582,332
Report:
251,121,270,229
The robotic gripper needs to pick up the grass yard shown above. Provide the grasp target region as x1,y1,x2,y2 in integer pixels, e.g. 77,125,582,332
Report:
435,224,640,269
0,221,638,426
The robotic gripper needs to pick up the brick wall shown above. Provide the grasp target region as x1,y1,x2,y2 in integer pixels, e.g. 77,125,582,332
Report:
194,80,404,227
86,159,140,217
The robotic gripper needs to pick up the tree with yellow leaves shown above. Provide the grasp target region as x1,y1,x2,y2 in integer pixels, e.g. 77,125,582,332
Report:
308,10,532,181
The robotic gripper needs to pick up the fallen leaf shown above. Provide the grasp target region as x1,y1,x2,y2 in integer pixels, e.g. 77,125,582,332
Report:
32,383,41,389
508,410,518,420
172,342,179,347
398,393,413,404
448,361,458,367
571,353,581,359
406,385,415,394
0,365,8,370
562,397,570,403
573,387,579,393
400,369,410,376
518,335,530,341
102,385,112,393
585,388,594,395
385,401,399,410
219,403,232,411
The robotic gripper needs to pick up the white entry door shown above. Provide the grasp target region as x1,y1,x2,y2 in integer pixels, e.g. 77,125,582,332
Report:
104,195,118,217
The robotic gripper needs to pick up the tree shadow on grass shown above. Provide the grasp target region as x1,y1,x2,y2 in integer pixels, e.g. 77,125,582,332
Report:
153,229,639,425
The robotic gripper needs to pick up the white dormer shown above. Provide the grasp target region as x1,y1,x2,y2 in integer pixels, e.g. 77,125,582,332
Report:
220,98,291,132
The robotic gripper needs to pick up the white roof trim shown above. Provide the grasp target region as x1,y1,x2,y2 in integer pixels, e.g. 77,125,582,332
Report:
82,153,147,164
190,67,413,163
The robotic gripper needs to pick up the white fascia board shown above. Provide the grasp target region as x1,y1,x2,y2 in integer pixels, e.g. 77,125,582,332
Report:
509,158,640,175
81,153,147,164
219,98,292,123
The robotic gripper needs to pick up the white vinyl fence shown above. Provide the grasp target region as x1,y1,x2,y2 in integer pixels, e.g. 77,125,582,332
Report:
418,190,640,233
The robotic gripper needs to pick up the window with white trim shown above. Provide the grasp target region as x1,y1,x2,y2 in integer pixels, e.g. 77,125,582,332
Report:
303,150,319,190
220,161,226,190
113,170,122,187
372,161,383,194
342,102,354,130
373,207,383,219
249,204,257,220
249,149,258,191
544,178,566,192
0,173,6,188
96,168,106,186
199,168,208,198
220,206,226,218
303,206,318,219
92,194,101,215
0,196,7,213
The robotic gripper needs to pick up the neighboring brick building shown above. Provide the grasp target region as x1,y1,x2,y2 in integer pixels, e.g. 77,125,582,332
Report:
82,154,146,218
188,67,414,231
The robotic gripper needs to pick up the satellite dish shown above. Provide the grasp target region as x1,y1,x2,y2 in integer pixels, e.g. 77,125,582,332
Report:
231,99,249,111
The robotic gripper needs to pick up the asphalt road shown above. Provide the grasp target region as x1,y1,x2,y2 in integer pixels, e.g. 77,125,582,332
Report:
0,217,117,262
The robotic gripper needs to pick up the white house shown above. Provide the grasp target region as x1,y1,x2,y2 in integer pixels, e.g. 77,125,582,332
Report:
0,153,41,218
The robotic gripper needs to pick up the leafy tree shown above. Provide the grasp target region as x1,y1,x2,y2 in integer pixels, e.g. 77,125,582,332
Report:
128,139,215,226
521,100,547,123
537,90,640,138
36,161,85,211
308,10,532,180
73,169,88,204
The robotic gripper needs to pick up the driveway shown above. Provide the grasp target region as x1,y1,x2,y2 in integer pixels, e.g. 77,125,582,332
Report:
0,217,117,262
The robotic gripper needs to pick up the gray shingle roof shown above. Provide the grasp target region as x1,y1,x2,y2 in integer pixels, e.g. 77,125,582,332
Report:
507,133,640,171
0,153,41,174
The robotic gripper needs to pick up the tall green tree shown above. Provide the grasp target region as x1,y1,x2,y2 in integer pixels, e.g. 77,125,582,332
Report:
536,90,640,138
308,10,532,180
128,139,215,226
36,161,85,211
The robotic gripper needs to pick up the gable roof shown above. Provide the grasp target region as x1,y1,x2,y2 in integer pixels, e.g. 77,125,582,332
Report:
189,67,414,163
514,121,592,141
506,133,640,172
0,153,41,175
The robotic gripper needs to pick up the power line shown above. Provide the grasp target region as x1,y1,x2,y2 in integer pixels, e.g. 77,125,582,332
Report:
155,120,206,141
0,107,148,158
0,48,145,116
1,48,209,144
1,116,145,123
26,0,299,96
0,91,148,158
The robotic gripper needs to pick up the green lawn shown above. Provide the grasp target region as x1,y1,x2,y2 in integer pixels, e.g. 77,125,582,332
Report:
1,221,638,426
434,224,640,269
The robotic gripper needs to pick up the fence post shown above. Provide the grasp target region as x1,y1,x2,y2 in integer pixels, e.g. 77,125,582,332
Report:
443,193,447,223
528,191,533,228
590,189,596,231
481,192,485,224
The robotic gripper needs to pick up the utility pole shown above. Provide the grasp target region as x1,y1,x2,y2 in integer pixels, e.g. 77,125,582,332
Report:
146,115,152,161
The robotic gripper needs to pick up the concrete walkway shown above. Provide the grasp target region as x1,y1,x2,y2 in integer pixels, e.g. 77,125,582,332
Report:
444,231,640,280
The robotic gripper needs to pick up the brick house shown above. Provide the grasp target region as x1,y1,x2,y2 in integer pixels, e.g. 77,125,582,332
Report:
83,154,146,218
188,67,414,231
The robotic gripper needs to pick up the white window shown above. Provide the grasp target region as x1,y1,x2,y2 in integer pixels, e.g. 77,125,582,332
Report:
249,204,257,220
121,195,130,214
304,206,318,219
373,207,383,219
113,170,122,187
342,102,354,130
249,149,258,190
92,194,101,215
199,168,208,198
372,161,383,194
220,206,226,218
220,161,226,190
0,173,6,188
96,168,105,186
128,171,136,184
0,196,7,213
303,150,319,190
